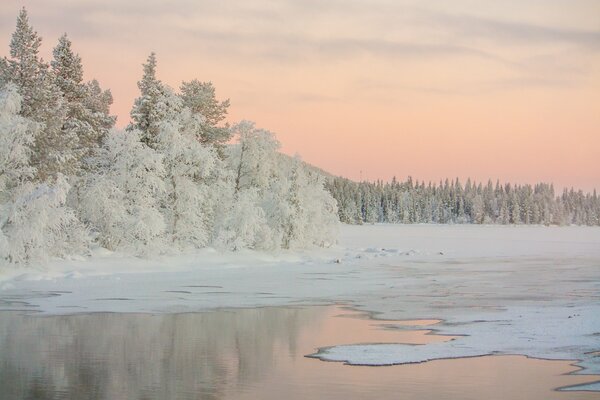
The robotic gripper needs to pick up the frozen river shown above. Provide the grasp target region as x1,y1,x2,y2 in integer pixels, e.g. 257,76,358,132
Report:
1,225,599,397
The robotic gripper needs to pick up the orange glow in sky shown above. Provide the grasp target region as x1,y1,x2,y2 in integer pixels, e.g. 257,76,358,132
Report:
1,1,599,191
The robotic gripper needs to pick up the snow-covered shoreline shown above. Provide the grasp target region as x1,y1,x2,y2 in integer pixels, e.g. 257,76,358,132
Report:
3,223,598,284
1,224,599,388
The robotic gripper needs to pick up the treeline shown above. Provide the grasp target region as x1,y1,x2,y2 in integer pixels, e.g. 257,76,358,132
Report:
327,176,600,226
0,9,338,265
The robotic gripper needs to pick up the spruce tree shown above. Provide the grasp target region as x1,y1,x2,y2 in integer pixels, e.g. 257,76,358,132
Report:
1,8,73,180
129,52,170,147
51,34,115,165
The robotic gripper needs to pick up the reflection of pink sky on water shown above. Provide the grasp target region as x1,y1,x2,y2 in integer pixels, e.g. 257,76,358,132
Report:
237,306,599,400
0,305,598,399
297,307,455,348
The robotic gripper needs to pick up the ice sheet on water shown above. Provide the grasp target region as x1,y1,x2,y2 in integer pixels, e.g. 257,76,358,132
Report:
308,341,490,366
560,381,600,392
309,303,600,370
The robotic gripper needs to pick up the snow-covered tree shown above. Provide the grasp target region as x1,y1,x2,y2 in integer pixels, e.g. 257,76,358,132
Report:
129,53,176,147
0,85,36,263
80,130,165,254
2,175,87,264
0,8,45,117
217,121,281,250
221,122,338,249
230,121,280,193
52,34,85,105
498,200,510,224
1,8,73,180
0,83,87,265
280,157,338,248
472,194,485,224
52,34,115,164
510,192,521,224
180,79,231,147
214,187,271,250
326,176,600,227
154,92,220,249
0,84,36,196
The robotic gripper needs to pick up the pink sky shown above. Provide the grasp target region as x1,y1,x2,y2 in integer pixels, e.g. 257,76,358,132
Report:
1,1,599,191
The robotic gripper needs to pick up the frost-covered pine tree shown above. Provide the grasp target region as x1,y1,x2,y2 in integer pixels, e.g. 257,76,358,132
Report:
510,192,521,224
471,194,485,224
0,8,45,118
52,34,85,111
498,200,510,224
84,79,115,134
52,34,115,164
0,85,86,264
179,79,231,148
0,8,73,180
129,53,175,147
326,175,599,226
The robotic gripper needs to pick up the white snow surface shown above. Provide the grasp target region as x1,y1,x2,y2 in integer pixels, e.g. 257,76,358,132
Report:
1,224,600,384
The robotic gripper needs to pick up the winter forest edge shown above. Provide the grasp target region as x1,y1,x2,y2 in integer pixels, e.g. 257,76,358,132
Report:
0,8,338,265
0,9,599,266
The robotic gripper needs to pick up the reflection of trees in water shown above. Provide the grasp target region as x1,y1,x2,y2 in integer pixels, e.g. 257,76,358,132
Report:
0,307,324,399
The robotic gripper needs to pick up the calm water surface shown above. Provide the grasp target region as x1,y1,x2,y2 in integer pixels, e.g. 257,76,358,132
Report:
0,305,597,400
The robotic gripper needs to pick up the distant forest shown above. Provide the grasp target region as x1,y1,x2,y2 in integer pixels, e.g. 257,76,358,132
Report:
327,177,600,226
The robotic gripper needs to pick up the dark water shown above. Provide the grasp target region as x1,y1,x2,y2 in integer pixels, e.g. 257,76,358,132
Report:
0,306,596,400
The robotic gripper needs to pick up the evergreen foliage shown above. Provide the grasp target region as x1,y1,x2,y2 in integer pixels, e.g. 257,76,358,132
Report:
52,34,115,164
327,177,600,226
180,79,231,147
0,9,338,264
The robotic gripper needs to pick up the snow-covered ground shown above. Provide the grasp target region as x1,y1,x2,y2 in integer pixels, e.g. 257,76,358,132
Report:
1,224,599,389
